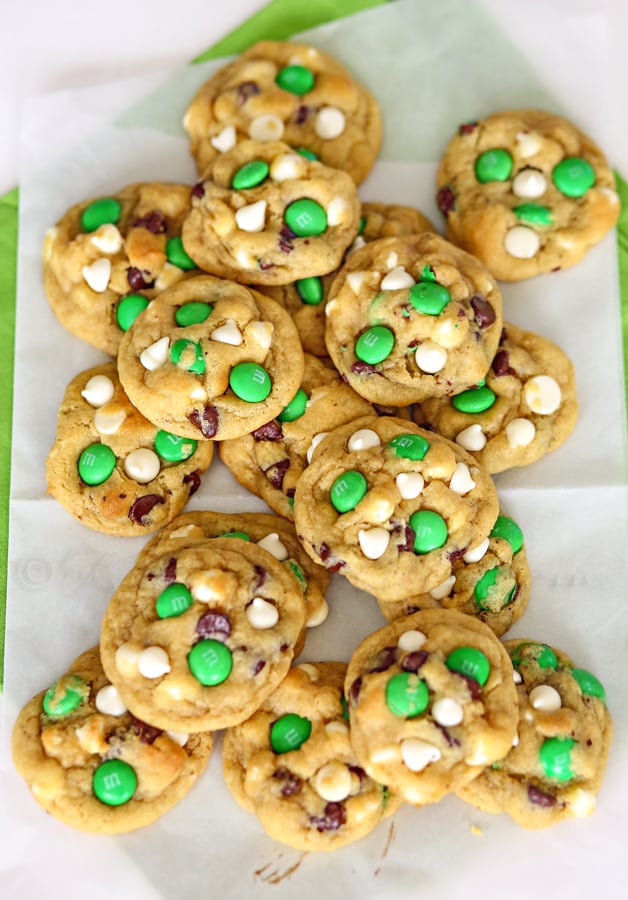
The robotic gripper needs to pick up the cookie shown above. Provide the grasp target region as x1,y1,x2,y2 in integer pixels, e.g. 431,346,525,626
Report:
183,40,382,185
324,233,503,405
43,182,198,355
11,646,213,833
181,139,361,286
457,640,613,828
116,274,305,441
415,322,578,473
344,609,518,806
100,539,306,732
46,363,214,535
219,354,374,521
375,513,530,637
222,661,400,851
292,415,499,602
436,109,620,281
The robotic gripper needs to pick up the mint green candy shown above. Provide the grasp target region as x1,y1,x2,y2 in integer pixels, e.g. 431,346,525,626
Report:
222,531,251,540
278,388,308,422
513,203,553,226
355,325,395,364
188,639,233,686
170,339,205,374
511,642,558,671
358,216,366,235
330,470,368,513
81,197,121,233
154,431,197,462
389,433,430,461
276,64,315,95
229,362,272,402
156,583,193,619
474,566,516,610
446,646,490,685
166,236,197,270
475,149,513,183
490,515,524,555
539,737,575,782
410,510,448,553
296,147,318,161
409,281,451,316
231,160,270,190
93,759,137,806
270,713,312,753
571,668,606,701
552,157,595,198
175,301,212,326
116,294,149,331
452,385,496,414
78,443,116,486
42,675,87,717
287,559,307,589
296,276,324,305
385,673,429,718
284,198,327,236
419,265,436,282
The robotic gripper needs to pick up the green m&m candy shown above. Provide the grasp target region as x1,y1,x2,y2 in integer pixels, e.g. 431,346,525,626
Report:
385,673,430,718
166,236,197,270
170,339,205,374
42,675,87,717
231,160,270,190
287,559,307,590
78,443,116,486
222,531,251,540
284,198,327,236
446,646,490,685
296,276,324,305
296,147,318,161
116,294,150,331
452,385,496,414
81,197,121,233
278,388,308,422
358,216,366,235
475,149,513,183
270,713,312,753
229,362,272,402
419,265,436,282
156,582,193,619
513,203,553,227
93,759,137,806
511,642,558,671
552,157,595,198
330,470,368,513
389,433,430,461
355,326,395,365
490,515,524,555
188,639,233,686
276,64,315,95
175,301,213,326
409,281,451,316
154,430,197,462
474,566,516,610
539,737,575,782
409,510,448,554
571,668,606,701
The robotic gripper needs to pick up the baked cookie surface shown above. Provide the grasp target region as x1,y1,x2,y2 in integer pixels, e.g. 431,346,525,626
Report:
436,109,620,281
11,646,213,833
184,40,382,185
46,362,214,535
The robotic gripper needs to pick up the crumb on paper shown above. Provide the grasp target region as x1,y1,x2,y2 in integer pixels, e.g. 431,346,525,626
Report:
470,825,483,836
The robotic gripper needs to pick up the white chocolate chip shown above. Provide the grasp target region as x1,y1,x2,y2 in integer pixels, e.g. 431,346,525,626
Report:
400,738,441,772
115,642,141,675
325,720,349,736
166,730,189,747
210,124,237,153
506,417,536,447
504,225,540,259
566,788,596,817
296,663,320,680
256,532,288,560
432,318,465,350
244,320,274,350
140,336,170,371
189,569,234,603
513,670,523,684
235,200,267,233
307,599,329,627
82,257,111,292
358,527,390,560
246,597,279,629
381,265,414,291
371,744,401,764
455,424,486,452
95,684,127,716
523,375,562,415
429,575,456,600
348,235,366,254
81,374,115,408
448,462,476,495
347,428,381,452
385,252,398,270
312,762,352,802
395,472,424,500
269,153,306,183
249,114,284,142
464,749,489,766
307,432,328,463
397,630,427,652
211,319,243,346
415,341,447,374
512,167,547,198
512,731,520,747
235,248,255,269
325,298,338,317
432,697,464,727
463,538,489,564
155,262,184,291
327,196,350,227
138,646,171,679
190,386,208,401
315,106,346,140
124,448,161,483
346,271,366,294
90,223,123,254
529,684,562,712
94,408,127,435
516,132,543,158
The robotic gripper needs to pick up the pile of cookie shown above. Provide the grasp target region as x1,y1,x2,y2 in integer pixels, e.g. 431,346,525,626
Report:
13,40,617,847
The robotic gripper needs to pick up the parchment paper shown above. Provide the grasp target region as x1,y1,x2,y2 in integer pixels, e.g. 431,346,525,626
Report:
2,1,628,898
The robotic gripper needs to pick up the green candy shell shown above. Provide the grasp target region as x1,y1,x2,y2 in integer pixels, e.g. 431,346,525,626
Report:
409,509,448,554
270,713,312,753
446,646,490,685
355,326,395,365
156,582,193,619
409,281,451,316
175,301,212,326
452,385,496,414
93,759,137,806
330,470,368,513
296,147,318,161
552,157,595,198
154,431,197,462
473,566,516,611
490,515,524,554
170,339,205,374
475,148,513,183
278,388,308,422
295,276,324,306
229,362,272,402
166,236,197,270
188,639,233,686
513,202,553,227
231,160,270,190
78,443,116,486
389,433,430,461
221,531,251,541
276,64,315,95
511,642,558,671
284,198,327,237
116,294,150,332
385,672,429,718
81,197,121,233
539,737,575,782
571,668,606,701
42,675,87,717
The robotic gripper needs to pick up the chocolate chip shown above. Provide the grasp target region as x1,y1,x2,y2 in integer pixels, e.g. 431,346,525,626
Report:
132,210,167,234
188,405,219,438
348,765,367,783
351,361,376,375
401,650,429,673
318,543,345,573
278,237,294,254
237,81,260,103
470,295,496,328
435,723,460,747
286,487,296,499
527,784,557,807
272,767,302,796
455,672,483,700
183,470,202,494
310,802,346,832
397,523,416,553
436,185,456,216
191,182,205,199
164,557,177,583
369,646,397,674
127,267,154,291
258,259,274,271
128,494,165,525
491,349,515,377
458,122,478,135
448,547,467,563
265,458,290,489
196,611,231,641
253,565,267,590
129,716,163,744
295,105,310,124
349,677,363,705
253,659,266,676
252,420,283,441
